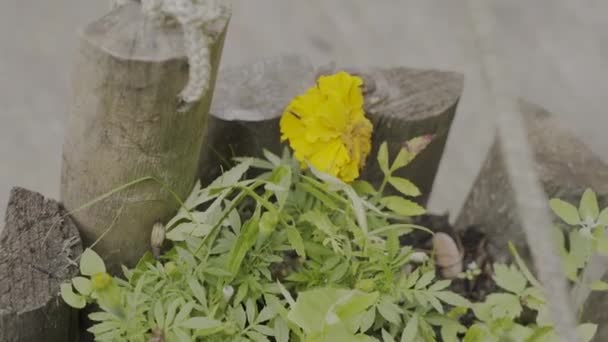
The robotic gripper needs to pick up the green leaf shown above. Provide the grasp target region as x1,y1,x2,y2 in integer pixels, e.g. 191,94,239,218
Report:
352,180,376,196
344,186,369,233
259,211,279,236
286,226,306,258
207,158,252,190
80,248,106,276
568,230,593,267
227,211,260,277
188,278,208,309
247,330,271,342
401,314,419,342
257,306,276,323
277,281,296,307
287,288,341,333
174,302,195,324
463,324,490,342
493,264,527,294
72,277,92,296
233,282,249,305
485,293,522,319
334,291,379,319
508,242,542,288
388,177,421,197
165,299,181,327
382,329,395,342
233,305,247,329
274,318,290,342
154,300,165,328
391,148,413,172
578,323,597,342
429,279,452,292
179,317,222,330
598,208,608,226
549,199,581,225
359,308,375,333
415,270,435,289
263,149,282,166
434,291,471,308
596,237,608,256
377,298,402,324
253,324,275,336
579,189,600,222
246,298,257,324
60,283,86,309
378,142,390,176
287,288,375,335
87,321,122,335
590,280,608,291
380,196,426,216
267,165,292,209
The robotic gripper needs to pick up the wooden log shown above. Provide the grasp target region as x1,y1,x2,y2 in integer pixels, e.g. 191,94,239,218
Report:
0,187,83,342
454,100,608,340
355,67,463,205
199,55,315,184
60,3,231,272
200,60,464,205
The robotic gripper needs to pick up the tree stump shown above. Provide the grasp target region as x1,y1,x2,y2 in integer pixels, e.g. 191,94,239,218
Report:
0,188,82,342
200,58,464,205
199,55,315,184
60,3,231,272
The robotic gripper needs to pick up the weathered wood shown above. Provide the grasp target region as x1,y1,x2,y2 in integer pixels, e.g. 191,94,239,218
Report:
201,59,463,205
0,187,82,342
61,3,231,272
356,67,462,205
199,55,315,184
455,100,608,340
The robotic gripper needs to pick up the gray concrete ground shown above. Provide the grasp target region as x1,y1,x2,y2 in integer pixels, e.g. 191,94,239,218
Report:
1,0,606,223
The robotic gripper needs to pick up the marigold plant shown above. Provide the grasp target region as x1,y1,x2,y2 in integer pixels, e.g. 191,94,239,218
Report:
280,71,373,182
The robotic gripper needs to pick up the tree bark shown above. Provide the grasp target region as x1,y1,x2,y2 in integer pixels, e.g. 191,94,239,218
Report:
0,188,82,342
61,3,230,272
201,59,464,205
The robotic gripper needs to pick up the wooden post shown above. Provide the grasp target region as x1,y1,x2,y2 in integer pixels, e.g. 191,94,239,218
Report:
201,59,463,205
0,188,82,342
61,3,231,272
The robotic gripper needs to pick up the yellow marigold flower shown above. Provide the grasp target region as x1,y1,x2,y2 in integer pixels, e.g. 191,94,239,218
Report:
280,71,373,182
91,272,113,291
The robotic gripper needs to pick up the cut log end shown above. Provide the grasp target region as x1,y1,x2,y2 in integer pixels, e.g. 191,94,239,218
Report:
0,187,82,342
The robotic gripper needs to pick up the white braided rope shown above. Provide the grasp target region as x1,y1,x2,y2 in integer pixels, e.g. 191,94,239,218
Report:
111,0,230,107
